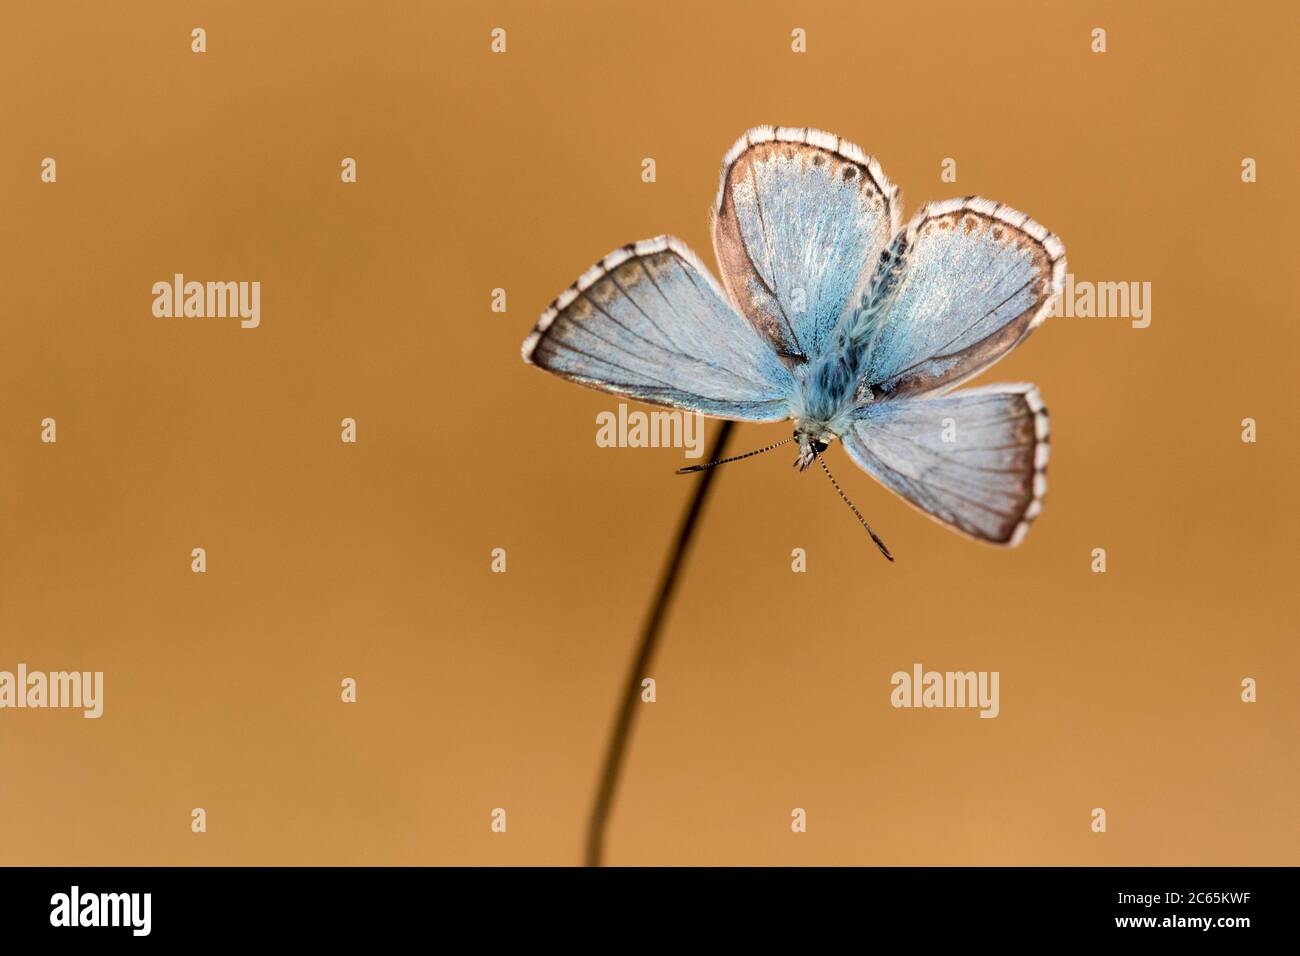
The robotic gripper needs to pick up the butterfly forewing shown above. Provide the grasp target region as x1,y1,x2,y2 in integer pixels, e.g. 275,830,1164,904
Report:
712,126,900,365
522,237,794,420
855,198,1065,400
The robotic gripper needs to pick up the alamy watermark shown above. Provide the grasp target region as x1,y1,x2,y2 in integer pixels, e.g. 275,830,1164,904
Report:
891,662,999,718
50,886,150,936
151,274,260,328
0,664,103,718
1047,273,1151,328
595,403,704,458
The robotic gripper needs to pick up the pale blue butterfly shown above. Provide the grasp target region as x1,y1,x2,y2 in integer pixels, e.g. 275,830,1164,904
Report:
522,127,1064,559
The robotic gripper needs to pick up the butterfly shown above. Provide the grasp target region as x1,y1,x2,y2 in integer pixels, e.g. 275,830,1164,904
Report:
522,127,1064,560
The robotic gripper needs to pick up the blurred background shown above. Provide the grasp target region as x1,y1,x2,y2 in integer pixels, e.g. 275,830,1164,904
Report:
0,0,1295,865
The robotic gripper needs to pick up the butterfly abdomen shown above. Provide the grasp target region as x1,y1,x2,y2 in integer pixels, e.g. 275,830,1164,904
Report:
843,232,910,352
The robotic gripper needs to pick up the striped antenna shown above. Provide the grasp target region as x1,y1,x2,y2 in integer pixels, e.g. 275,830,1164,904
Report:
816,452,894,561
676,437,794,475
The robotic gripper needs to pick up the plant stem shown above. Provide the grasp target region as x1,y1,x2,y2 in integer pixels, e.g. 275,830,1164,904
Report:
583,419,735,867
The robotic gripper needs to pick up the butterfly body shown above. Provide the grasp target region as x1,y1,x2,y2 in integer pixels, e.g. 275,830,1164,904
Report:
785,353,859,469
524,127,1065,550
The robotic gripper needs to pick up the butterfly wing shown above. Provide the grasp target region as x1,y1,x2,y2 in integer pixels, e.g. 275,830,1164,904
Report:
839,384,1049,545
854,197,1065,400
522,236,794,421
712,126,900,365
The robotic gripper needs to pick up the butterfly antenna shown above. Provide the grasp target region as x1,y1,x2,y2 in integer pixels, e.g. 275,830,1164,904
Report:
815,452,894,562
676,437,794,475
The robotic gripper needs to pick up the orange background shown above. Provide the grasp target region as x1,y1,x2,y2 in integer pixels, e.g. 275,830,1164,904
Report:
1,0,1295,865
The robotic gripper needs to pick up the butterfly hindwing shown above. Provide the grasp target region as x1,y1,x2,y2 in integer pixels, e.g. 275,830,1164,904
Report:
522,236,795,421
712,126,900,365
839,384,1049,545
855,198,1065,400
